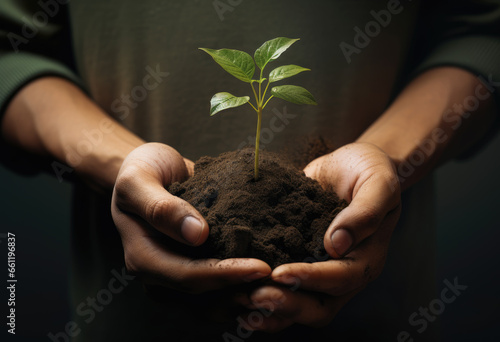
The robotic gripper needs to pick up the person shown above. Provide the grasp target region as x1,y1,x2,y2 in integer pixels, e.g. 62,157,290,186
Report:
1,0,499,340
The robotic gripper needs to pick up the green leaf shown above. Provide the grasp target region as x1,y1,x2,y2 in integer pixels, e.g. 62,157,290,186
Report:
199,48,255,83
254,37,299,71
271,85,317,105
269,65,310,83
210,92,250,116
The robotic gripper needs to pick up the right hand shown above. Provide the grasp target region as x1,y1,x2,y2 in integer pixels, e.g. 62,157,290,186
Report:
111,143,271,294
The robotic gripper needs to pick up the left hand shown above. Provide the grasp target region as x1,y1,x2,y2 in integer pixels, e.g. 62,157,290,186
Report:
234,142,402,332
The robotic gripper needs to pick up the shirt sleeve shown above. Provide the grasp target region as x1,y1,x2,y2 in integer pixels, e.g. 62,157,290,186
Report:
0,0,84,175
0,0,84,115
409,0,500,156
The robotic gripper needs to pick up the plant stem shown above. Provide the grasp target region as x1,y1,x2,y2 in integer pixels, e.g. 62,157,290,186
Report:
262,80,271,102
258,82,262,104
255,106,262,180
250,82,259,107
259,69,264,105
248,101,258,112
262,95,274,109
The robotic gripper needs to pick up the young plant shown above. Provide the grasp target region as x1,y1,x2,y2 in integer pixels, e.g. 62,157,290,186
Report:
200,37,316,180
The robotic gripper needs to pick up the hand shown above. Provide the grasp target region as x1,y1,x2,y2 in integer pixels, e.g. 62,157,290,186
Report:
111,143,271,294
235,142,401,331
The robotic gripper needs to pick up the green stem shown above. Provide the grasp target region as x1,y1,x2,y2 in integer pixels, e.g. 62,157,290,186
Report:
253,69,266,180
250,82,259,106
255,106,262,180
248,101,258,112
258,69,265,105
258,81,262,104
262,80,271,103
262,95,274,109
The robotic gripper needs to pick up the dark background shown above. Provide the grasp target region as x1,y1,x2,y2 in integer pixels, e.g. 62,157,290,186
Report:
1,133,499,342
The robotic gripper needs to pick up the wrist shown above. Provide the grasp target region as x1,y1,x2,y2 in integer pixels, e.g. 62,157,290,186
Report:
3,77,145,191
356,116,444,191
357,67,496,190
69,136,145,191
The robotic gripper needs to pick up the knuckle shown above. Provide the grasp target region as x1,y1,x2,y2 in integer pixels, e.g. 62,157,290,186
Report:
114,168,142,209
117,164,141,188
356,206,382,230
124,253,142,277
145,198,173,227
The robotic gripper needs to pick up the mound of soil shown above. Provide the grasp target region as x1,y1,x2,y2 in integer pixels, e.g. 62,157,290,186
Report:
168,148,346,268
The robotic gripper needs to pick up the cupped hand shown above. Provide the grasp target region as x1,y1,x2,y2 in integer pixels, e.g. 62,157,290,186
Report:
111,143,271,294
235,142,401,331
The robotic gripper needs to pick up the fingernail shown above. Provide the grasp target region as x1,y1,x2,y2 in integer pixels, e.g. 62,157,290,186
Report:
181,216,203,245
331,228,353,257
242,272,268,282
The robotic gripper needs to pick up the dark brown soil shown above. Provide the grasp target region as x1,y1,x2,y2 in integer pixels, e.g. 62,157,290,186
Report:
168,147,346,268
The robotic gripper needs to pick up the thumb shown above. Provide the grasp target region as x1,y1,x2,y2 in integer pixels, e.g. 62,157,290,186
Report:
324,176,399,258
113,171,209,246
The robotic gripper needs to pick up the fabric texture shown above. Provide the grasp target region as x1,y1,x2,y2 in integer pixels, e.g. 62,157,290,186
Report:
0,0,499,341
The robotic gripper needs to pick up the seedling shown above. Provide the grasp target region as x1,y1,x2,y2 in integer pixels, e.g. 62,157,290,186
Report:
200,37,316,180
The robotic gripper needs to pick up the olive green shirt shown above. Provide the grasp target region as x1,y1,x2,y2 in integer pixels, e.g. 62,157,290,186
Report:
1,0,499,341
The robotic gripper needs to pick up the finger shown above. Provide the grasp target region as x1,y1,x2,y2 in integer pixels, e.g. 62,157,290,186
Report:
272,207,400,295
113,143,207,245
270,259,366,296
303,157,322,181
113,167,208,246
325,173,400,257
240,286,354,331
113,210,272,293
183,158,195,177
